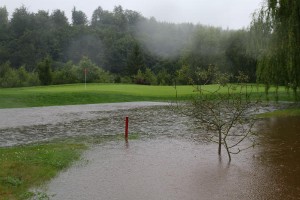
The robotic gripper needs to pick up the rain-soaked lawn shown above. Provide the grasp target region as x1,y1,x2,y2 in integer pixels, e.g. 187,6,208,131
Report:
0,102,299,199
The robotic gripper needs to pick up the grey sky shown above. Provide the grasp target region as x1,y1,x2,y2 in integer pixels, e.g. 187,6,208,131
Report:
1,0,263,29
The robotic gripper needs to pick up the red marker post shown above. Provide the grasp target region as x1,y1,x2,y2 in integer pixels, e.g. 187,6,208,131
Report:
125,116,129,139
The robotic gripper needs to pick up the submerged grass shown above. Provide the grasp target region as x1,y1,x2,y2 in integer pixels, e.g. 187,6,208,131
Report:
0,142,87,200
0,83,296,109
0,133,141,200
258,107,300,118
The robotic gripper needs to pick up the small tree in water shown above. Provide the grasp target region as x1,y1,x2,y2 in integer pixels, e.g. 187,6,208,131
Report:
176,66,260,161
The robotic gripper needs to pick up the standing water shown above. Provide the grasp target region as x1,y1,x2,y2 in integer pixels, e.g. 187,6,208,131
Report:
0,103,299,199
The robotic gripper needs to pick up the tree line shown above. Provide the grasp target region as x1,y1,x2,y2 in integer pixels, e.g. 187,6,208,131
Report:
0,1,298,96
0,5,257,87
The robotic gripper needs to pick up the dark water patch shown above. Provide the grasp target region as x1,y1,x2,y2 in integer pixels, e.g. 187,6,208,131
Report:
256,117,300,199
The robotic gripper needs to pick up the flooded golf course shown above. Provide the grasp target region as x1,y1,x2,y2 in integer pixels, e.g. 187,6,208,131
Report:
0,102,299,199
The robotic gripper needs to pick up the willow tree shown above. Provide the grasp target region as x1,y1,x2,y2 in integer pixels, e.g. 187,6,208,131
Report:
253,0,300,100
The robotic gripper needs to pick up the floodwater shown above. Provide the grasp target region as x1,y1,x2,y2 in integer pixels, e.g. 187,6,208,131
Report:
255,117,300,199
43,115,300,200
44,139,277,200
0,102,181,147
1,102,299,199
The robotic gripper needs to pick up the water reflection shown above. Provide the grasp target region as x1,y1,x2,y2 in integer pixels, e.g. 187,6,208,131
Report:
257,117,300,199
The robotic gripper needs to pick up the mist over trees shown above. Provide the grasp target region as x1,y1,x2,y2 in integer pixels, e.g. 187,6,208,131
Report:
0,4,268,87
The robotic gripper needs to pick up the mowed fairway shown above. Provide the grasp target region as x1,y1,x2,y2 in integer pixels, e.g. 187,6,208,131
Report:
0,84,195,108
0,83,293,108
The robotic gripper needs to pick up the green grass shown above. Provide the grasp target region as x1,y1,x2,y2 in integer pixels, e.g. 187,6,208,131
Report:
258,107,300,118
0,142,86,200
0,84,194,108
0,83,296,108
0,132,144,200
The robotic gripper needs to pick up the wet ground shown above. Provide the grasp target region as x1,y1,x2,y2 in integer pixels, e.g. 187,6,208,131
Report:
1,102,299,199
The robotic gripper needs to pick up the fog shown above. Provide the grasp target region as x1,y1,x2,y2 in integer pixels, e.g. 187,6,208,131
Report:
134,20,195,58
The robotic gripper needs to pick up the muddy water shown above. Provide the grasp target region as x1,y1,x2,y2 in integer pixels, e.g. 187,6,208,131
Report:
44,117,299,199
44,137,294,200
1,103,299,199
0,102,185,147
255,117,300,199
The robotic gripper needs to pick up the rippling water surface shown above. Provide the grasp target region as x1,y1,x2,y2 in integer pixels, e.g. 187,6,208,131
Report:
1,103,299,199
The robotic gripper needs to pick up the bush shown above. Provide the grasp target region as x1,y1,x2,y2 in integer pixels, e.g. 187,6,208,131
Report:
133,68,157,85
37,56,53,85
0,62,40,88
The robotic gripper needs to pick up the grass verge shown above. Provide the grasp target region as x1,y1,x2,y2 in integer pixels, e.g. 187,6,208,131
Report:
0,83,296,109
258,107,300,118
0,133,141,200
0,84,192,108
0,142,87,200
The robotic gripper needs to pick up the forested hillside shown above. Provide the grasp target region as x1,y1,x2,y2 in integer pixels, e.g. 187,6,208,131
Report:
0,5,257,87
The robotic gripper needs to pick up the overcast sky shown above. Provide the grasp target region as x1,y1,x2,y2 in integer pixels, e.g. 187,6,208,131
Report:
1,0,263,29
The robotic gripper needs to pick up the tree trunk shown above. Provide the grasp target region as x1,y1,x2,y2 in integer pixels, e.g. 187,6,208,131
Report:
224,140,231,162
218,130,222,155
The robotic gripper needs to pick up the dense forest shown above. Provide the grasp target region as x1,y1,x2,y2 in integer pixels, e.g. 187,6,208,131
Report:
0,1,298,92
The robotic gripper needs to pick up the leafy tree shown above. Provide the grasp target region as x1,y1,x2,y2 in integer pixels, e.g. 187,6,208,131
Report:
254,0,300,99
10,6,34,37
48,9,71,62
8,30,37,70
0,7,9,64
91,6,104,27
176,65,192,85
113,6,128,32
124,10,142,29
144,68,157,85
72,7,88,26
133,69,144,84
0,61,11,79
0,6,8,26
50,9,69,28
106,35,135,74
66,32,105,64
157,69,172,85
77,56,113,83
34,10,50,28
0,67,19,87
37,56,53,85
52,61,79,84
225,31,257,82
0,62,39,87
91,7,115,28
175,68,260,161
126,42,145,76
